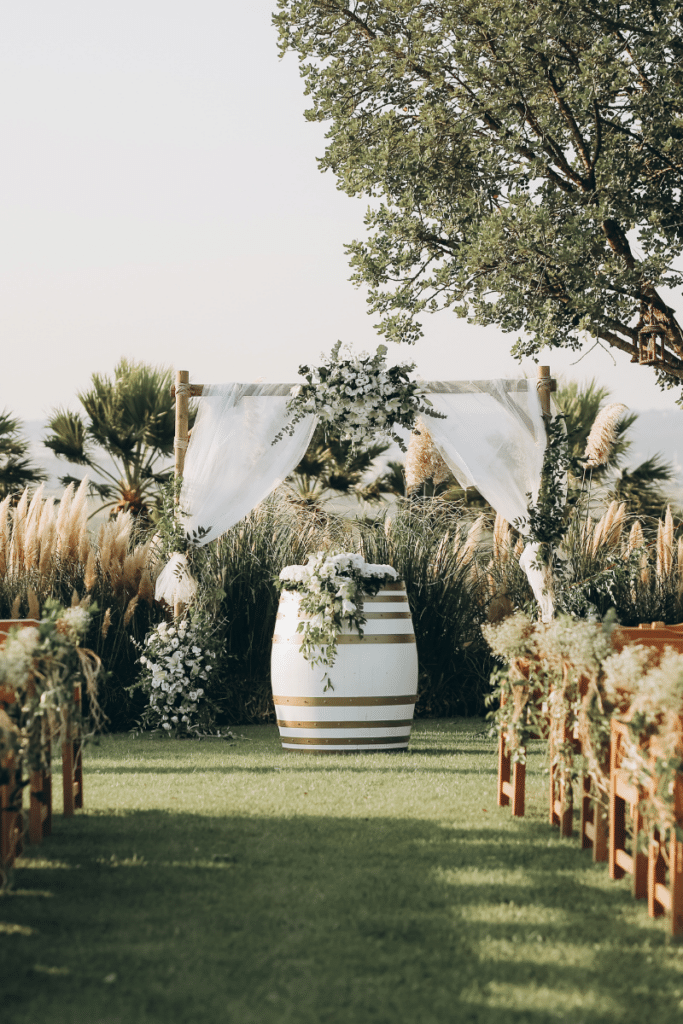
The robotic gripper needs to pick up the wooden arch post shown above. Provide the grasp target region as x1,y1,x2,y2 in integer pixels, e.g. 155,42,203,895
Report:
536,365,553,421
173,370,190,618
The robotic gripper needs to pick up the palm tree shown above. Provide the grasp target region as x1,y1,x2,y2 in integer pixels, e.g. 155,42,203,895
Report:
555,379,676,516
554,380,636,486
285,423,393,507
0,411,47,499
43,359,193,519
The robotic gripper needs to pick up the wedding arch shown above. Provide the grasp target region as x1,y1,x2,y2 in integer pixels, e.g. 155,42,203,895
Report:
156,367,556,619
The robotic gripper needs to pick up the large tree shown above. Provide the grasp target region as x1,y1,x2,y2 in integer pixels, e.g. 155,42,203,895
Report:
276,1,683,389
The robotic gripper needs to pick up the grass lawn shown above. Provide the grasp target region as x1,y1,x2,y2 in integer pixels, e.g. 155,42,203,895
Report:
2,719,683,1024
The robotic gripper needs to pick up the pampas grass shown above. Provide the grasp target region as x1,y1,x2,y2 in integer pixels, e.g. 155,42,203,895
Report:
582,403,628,468
405,418,451,492
656,505,674,580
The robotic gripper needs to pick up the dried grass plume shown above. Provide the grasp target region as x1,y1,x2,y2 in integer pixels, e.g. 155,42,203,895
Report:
582,403,628,468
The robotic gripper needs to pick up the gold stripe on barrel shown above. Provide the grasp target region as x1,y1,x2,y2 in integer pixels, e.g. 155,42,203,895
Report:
277,718,412,729
281,735,409,746
272,694,418,707
273,633,415,645
275,609,411,622
362,611,412,620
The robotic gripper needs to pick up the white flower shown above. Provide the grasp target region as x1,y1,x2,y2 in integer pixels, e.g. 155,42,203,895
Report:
162,722,172,731
192,646,201,655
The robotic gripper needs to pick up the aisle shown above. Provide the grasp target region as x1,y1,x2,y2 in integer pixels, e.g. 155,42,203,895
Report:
2,722,682,1024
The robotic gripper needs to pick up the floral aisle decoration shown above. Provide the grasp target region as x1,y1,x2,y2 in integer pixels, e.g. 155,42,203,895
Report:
0,600,102,776
277,551,399,689
0,599,103,878
273,342,445,451
133,611,221,736
483,610,683,840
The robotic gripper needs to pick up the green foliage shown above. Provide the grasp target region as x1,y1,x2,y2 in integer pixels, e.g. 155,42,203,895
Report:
44,359,194,519
611,454,675,520
287,421,393,506
0,410,46,499
276,1,683,389
516,415,573,553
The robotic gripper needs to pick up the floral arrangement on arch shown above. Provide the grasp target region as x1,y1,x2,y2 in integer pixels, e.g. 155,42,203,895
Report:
277,552,398,689
133,614,220,736
273,342,444,451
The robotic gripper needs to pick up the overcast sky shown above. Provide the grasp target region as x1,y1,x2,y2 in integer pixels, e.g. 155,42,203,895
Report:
2,1,683,423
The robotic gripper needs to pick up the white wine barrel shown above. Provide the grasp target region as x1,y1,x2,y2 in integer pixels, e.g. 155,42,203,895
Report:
271,582,418,752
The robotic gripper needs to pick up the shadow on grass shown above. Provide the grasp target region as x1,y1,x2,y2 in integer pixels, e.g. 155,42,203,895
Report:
88,762,499,777
2,812,680,1024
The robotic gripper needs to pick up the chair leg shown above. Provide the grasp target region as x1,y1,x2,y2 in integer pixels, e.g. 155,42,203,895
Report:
74,738,83,810
62,740,74,817
581,774,591,850
580,776,608,861
648,829,666,918
632,802,648,899
593,800,608,863
498,732,510,808
609,771,626,880
670,831,683,937
1,758,23,867
29,768,52,844
512,760,525,817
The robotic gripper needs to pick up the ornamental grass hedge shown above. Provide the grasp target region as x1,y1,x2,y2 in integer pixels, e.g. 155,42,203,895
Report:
1,483,683,732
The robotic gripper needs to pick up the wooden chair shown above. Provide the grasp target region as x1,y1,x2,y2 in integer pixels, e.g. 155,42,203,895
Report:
497,729,526,817
0,619,53,848
580,774,608,861
549,722,577,838
646,735,683,936
0,713,23,873
609,718,648,899
496,664,540,818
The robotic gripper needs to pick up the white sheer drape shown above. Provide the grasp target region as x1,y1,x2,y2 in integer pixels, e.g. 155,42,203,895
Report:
425,380,553,620
155,383,315,604
156,376,555,619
